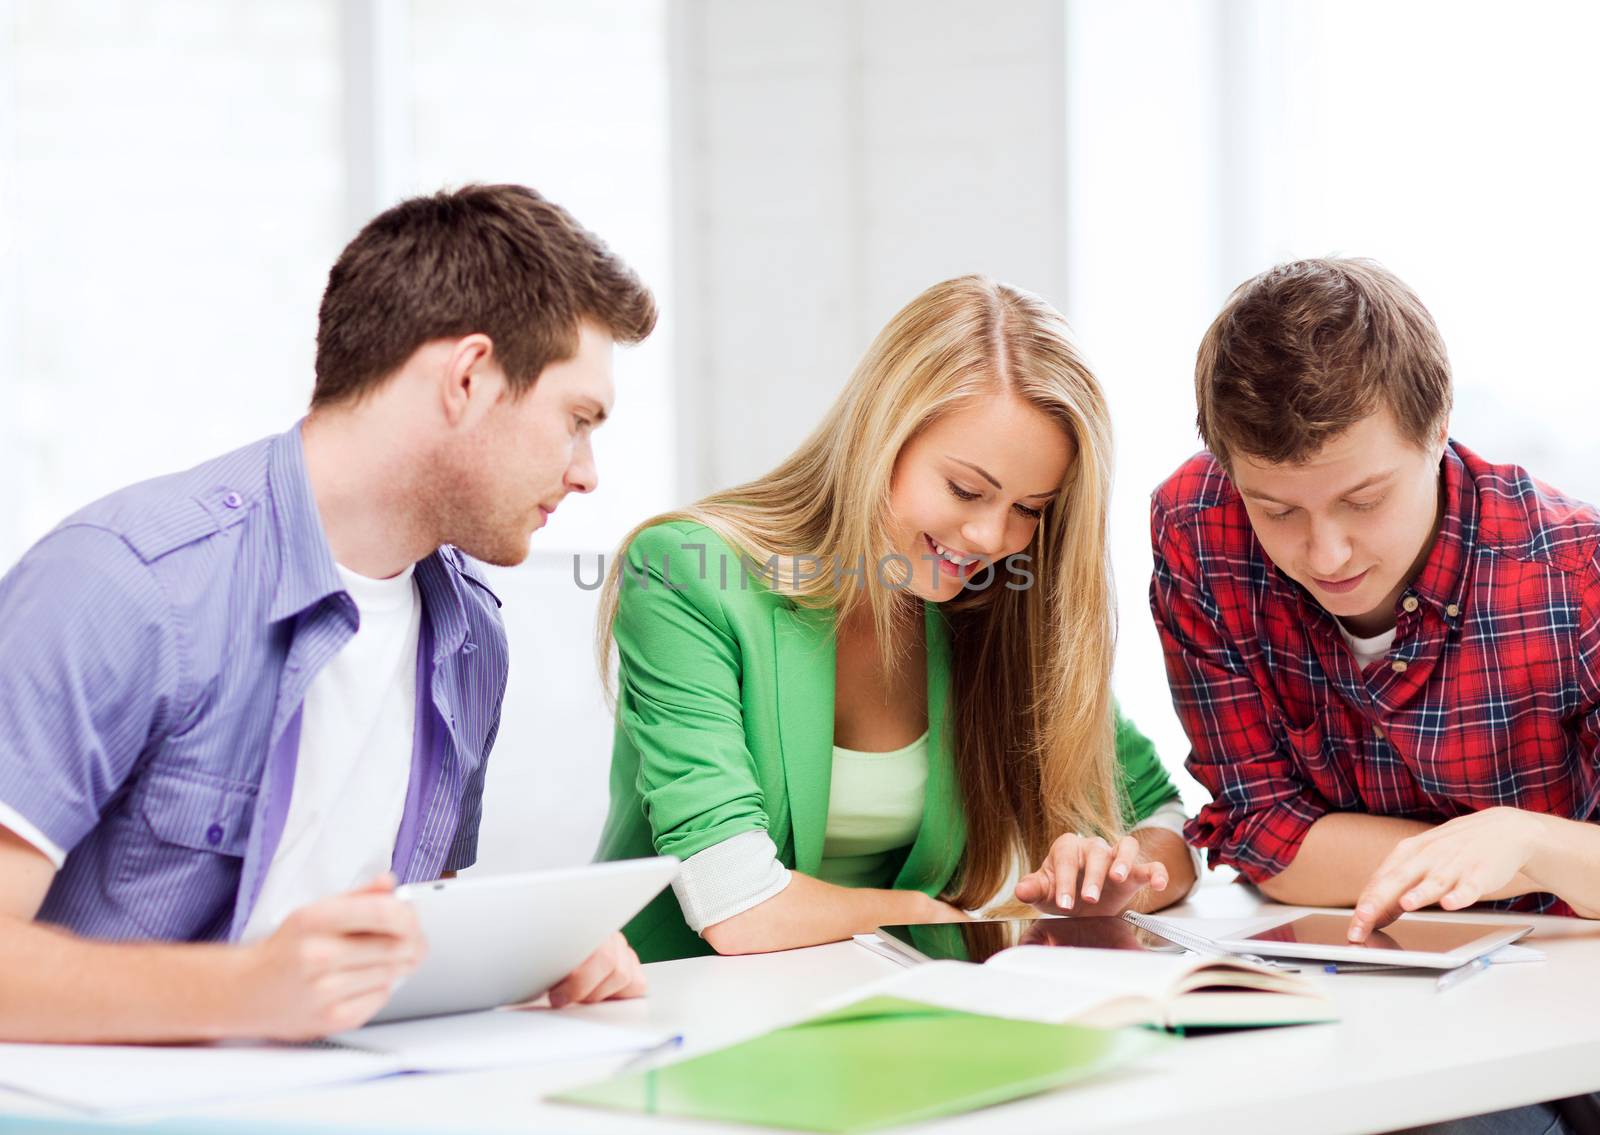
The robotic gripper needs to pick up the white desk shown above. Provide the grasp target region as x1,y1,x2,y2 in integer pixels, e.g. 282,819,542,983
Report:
5,882,1600,1134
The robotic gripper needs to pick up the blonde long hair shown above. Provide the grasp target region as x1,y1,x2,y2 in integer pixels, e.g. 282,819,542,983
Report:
597,275,1122,908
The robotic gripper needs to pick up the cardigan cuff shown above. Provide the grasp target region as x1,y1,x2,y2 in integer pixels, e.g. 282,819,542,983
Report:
672,829,792,932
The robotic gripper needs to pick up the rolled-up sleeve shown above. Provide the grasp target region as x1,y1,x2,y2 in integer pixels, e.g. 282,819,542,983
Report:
671,830,792,932
0,525,180,858
614,527,783,930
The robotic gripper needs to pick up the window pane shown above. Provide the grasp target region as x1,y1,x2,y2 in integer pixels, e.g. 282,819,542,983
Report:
7,0,344,562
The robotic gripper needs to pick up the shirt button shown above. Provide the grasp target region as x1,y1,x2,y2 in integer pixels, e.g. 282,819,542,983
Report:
205,823,225,846
1372,725,1384,739
1402,596,1420,613
1391,660,1408,674
223,491,243,509
1446,603,1461,618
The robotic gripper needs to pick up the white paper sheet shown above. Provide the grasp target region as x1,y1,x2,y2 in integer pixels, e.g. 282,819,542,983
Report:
332,1007,668,1072
0,1009,664,1116
0,1042,400,1115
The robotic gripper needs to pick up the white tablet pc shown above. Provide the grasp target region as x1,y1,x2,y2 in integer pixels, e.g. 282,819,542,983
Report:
371,856,679,1023
1211,911,1532,969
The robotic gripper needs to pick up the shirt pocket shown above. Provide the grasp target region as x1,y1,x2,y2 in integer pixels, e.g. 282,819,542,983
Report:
116,769,256,941
1279,711,1327,767
1278,709,1359,807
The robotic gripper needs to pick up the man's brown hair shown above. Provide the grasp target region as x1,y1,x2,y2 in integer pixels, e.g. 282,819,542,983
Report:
1194,257,1452,468
312,184,656,407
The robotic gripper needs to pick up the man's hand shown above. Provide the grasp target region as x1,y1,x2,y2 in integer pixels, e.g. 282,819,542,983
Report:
1347,808,1542,942
546,932,647,1009
1015,833,1169,916
232,873,426,1039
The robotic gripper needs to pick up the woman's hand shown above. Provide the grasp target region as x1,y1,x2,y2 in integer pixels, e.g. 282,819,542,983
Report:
1015,833,1169,916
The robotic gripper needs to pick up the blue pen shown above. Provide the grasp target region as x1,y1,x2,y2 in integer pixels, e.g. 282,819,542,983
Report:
616,1033,686,1074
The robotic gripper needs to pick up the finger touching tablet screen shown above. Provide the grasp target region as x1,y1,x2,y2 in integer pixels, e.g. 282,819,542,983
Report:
1214,912,1531,968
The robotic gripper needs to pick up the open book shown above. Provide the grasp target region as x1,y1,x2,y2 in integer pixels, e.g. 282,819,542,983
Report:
855,932,1336,1031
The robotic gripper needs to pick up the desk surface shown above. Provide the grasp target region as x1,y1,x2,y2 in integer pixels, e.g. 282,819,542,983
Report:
6,882,1599,1134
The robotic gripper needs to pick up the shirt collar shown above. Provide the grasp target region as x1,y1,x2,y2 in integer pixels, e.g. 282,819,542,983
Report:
266,423,346,624
1405,441,1476,623
415,549,472,659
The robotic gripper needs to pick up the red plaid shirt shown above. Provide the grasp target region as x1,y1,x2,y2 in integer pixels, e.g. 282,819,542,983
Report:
1151,441,1600,915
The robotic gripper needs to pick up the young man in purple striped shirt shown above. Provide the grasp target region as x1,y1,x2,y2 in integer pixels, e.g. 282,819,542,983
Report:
0,185,657,1042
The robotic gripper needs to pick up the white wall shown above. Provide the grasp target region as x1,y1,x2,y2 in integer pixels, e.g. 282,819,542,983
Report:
474,556,613,874
1064,2,1231,809
671,0,1071,495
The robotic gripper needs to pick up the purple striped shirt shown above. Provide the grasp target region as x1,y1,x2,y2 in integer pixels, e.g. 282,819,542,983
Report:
0,424,508,942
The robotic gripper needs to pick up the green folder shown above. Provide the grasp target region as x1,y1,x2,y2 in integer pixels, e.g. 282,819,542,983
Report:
551,995,1169,1133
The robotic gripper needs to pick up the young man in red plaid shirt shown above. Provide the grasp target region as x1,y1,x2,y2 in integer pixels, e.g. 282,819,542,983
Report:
1151,258,1600,947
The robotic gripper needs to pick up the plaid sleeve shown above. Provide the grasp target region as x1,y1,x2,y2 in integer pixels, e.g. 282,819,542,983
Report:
1577,549,1600,770
1113,703,1181,828
1149,498,1331,882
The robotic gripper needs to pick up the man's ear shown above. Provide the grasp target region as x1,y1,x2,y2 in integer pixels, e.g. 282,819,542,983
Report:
1431,417,1451,458
441,334,501,427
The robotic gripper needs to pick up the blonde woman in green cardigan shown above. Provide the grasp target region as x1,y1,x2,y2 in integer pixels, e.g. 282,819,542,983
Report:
595,276,1197,962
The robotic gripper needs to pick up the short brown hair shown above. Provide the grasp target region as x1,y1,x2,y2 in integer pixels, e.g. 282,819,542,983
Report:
1194,257,1451,467
312,184,656,407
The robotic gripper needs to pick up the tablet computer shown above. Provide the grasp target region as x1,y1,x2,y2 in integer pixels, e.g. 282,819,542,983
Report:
873,916,1186,966
1209,911,1532,969
370,856,678,1023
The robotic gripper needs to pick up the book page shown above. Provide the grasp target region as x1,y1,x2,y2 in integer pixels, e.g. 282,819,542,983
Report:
988,945,1207,996
846,959,1159,1026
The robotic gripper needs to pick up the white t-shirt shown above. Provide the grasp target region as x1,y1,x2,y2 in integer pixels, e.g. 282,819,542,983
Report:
240,562,422,943
1338,621,1399,670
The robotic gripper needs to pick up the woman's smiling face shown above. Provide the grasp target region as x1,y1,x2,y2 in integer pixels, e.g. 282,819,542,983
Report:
887,394,1074,603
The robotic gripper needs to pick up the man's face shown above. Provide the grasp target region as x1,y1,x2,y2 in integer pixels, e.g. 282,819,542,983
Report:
438,322,615,566
1229,406,1446,636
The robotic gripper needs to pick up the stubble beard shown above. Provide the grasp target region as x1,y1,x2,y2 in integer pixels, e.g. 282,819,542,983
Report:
418,442,534,568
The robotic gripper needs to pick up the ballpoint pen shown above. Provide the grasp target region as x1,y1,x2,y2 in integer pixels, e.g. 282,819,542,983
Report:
1436,955,1494,994
615,1032,686,1074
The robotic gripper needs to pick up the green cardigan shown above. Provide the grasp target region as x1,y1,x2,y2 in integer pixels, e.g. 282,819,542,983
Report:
595,521,1179,962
